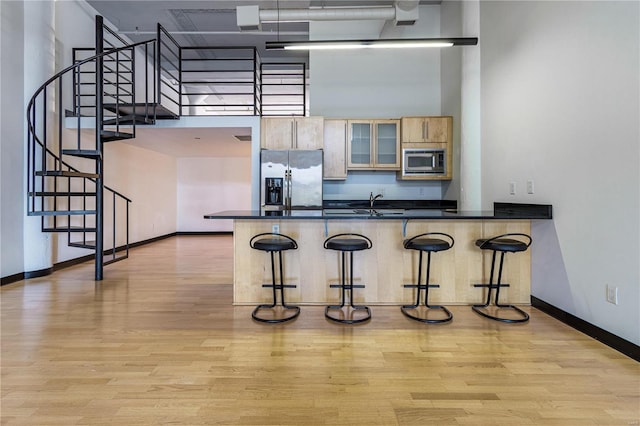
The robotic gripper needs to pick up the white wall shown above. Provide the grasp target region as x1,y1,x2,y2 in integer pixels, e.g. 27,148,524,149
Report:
479,1,639,344
104,142,177,242
309,5,450,200
0,0,26,278
177,157,251,232
323,171,442,200
54,0,98,111
440,0,463,202
309,5,444,119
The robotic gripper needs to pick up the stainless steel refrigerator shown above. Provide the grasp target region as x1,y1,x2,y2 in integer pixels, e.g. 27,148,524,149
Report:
261,149,323,211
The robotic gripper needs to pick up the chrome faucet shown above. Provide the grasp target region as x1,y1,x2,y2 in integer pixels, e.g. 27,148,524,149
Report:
369,191,383,209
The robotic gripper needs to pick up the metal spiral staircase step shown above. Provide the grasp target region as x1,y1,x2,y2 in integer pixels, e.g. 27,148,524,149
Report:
28,210,97,217
101,130,134,142
61,149,101,159
42,226,97,233
103,253,128,266
69,240,96,249
35,170,99,178
68,240,129,265
103,103,179,120
103,115,155,126
29,191,97,197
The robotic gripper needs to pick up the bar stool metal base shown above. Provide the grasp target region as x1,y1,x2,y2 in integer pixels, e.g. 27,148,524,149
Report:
401,295,453,324
324,262,372,324
401,234,455,324
471,301,529,324
325,305,371,325
252,303,300,324
472,233,532,324
250,233,300,324
324,234,372,325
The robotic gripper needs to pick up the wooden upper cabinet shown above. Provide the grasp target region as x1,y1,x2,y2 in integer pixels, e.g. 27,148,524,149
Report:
323,119,348,180
347,119,400,170
399,116,454,181
401,116,450,143
261,117,324,150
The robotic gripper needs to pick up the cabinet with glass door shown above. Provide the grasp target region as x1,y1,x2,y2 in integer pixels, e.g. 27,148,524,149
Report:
347,119,400,170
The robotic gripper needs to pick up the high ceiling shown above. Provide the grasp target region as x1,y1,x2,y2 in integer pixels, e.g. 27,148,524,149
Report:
86,1,435,63
84,1,436,158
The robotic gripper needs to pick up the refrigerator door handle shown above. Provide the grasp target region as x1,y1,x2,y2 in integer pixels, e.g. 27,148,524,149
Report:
285,170,291,210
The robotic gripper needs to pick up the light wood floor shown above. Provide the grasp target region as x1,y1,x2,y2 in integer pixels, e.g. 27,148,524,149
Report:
2,235,638,425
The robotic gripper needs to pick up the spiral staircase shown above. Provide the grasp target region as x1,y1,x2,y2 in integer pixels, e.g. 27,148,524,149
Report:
26,16,178,280
26,15,306,280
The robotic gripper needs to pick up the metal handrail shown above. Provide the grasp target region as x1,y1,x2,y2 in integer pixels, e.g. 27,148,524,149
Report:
26,34,147,280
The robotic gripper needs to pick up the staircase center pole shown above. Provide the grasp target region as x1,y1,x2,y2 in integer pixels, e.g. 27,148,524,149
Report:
95,15,105,281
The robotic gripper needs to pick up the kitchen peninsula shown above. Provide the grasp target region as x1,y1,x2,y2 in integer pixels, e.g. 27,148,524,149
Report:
205,203,552,306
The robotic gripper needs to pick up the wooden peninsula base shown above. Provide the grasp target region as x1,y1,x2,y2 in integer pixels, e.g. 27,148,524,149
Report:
232,219,531,306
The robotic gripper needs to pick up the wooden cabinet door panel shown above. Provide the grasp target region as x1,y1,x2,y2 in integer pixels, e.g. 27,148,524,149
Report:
261,118,294,149
401,116,449,143
323,119,347,180
294,117,324,150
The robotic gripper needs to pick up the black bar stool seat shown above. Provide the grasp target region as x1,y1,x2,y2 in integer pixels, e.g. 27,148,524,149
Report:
402,232,454,323
324,233,372,324
472,233,532,323
250,232,300,323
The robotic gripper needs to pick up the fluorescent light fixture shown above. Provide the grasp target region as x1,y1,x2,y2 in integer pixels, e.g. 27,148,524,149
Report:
265,38,478,50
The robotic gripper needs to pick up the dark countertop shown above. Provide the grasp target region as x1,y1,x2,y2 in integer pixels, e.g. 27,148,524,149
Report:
204,202,552,220
322,199,458,210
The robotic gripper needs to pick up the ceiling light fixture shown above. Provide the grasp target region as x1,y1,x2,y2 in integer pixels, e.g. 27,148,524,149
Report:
265,37,478,51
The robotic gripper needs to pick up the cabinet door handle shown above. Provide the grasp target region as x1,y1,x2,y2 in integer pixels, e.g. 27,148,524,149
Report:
424,121,429,140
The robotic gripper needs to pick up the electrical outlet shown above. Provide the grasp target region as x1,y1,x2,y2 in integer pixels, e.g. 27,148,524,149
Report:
606,284,619,305
509,182,516,195
527,180,535,194
272,224,279,234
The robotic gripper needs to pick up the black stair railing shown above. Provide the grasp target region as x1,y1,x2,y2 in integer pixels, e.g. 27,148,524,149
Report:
260,62,306,116
157,24,182,118
72,23,308,118
26,19,157,280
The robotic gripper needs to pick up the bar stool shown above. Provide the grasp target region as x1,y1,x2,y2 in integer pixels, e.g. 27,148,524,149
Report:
324,233,372,324
249,232,300,323
401,232,454,323
472,233,532,323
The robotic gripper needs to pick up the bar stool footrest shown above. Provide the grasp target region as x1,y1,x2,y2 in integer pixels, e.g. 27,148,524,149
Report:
261,284,297,289
471,304,529,323
473,283,510,288
401,304,453,323
252,304,301,323
325,305,371,324
329,284,365,289
403,283,440,289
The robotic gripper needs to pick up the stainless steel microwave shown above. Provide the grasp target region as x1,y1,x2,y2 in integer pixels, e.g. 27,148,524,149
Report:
402,148,446,176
